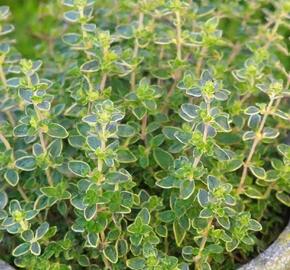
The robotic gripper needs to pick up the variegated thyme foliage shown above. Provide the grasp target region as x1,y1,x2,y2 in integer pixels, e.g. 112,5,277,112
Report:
0,1,289,270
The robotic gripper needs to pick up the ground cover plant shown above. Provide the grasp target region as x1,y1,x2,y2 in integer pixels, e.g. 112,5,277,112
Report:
0,0,289,269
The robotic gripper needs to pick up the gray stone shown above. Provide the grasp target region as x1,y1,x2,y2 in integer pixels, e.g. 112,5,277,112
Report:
238,221,290,270
0,260,15,270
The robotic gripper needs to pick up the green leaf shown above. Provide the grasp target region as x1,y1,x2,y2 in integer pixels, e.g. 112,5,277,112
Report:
13,124,29,137
180,180,195,200
225,239,239,252
117,124,136,137
213,144,231,161
244,106,259,115
242,235,255,245
80,59,100,73
197,189,209,207
12,243,30,257
4,169,19,186
0,191,8,210
180,103,199,121
21,230,34,242
103,245,118,264
248,219,262,231
35,222,49,240
276,192,290,207
116,148,137,163
206,244,223,254
132,107,146,120
262,127,279,139
216,216,230,230
84,205,97,221
15,156,37,171
78,255,90,267
225,159,243,172
173,220,186,247
7,77,20,88
68,160,91,177
86,136,101,151
106,170,131,184
199,208,213,218
156,176,179,189
87,233,99,247
153,147,174,170
244,186,264,199
116,24,134,39
64,10,80,23
158,210,175,223
126,257,146,270
207,175,220,191
47,123,68,138
48,139,63,157
30,241,41,256
9,199,21,213
242,131,256,141
137,208,150,224
249,166,266,179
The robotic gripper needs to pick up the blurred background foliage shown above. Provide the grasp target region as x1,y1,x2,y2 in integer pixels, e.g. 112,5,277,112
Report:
0,0,42,58
0,0,289,71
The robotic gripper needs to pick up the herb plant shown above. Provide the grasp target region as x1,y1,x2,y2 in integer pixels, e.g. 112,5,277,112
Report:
0,1,289,270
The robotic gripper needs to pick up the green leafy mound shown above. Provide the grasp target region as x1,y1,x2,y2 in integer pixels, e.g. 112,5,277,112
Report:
0,1,289,269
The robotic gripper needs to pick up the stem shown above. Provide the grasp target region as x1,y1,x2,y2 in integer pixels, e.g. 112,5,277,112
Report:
140,114,147,144
100,73,107,92
0,132,30,203
0,132,11,150
17,186,29,203
5,111,16,126
157,46,165,86
264,16,282,49
227,43,241,66
196,47,207,77
99,125,106,172
195,217,214,268
175,10,182,61
193,102,210,167
237,98,275,194
0,58,7,87
0,60,15,126
193,102,212,268
36,109,54,186
100,231,111,269
161,79,178,113
130,12,144,91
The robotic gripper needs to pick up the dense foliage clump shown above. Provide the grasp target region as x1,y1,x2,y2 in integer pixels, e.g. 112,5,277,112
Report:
0,0,289,269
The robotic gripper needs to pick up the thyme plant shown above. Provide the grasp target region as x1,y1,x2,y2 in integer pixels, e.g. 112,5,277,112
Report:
0,0,289,269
